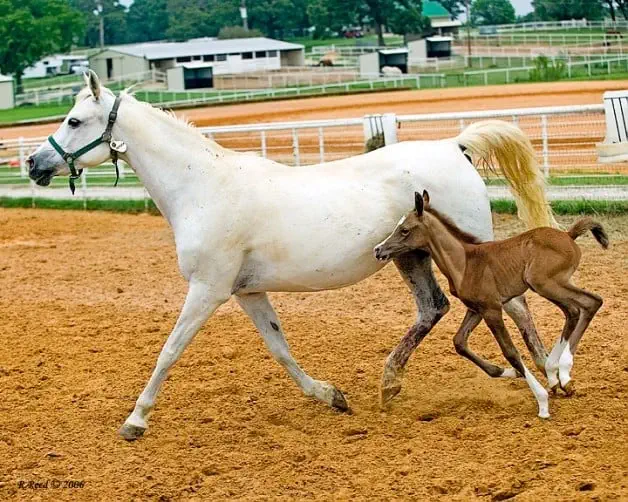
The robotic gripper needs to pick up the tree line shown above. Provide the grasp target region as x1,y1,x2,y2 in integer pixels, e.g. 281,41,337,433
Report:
1,0,627,92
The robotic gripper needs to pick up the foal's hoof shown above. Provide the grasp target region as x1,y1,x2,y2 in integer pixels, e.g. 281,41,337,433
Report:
380,383,402,409
549,383,560,395
119,422,146,441
561,380,576,397
331,388,350,412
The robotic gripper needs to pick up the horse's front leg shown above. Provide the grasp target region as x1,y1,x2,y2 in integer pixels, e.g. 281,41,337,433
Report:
119,279,231,440
236,292,349,411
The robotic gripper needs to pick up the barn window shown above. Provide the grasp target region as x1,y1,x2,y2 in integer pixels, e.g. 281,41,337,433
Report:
177,56,191,62
216,54,227,61
193,55,201,61
268,50,278,57
203,54,215,62
242,52,253,60
255,51,266,58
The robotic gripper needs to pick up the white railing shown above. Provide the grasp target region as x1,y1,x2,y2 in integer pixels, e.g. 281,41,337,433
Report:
458,32,625,48
493,20,628,33
3,103,627,205
15,70,166,106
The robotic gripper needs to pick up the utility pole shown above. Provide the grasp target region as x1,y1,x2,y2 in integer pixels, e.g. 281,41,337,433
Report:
96,3,105,48
465,0,472,67
240,0,249,31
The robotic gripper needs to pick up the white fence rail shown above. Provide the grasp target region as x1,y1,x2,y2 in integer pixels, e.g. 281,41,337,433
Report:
492,20,628,33
1,104,626,204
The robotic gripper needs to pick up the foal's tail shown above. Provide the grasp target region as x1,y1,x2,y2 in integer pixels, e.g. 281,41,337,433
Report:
456,120,558,229
568,217,609,249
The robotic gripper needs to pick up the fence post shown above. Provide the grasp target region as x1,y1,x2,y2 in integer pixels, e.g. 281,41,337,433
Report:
318,127,325,163
260,131,267,158
18,137,26,177
540,114,550,178
292,128,300,167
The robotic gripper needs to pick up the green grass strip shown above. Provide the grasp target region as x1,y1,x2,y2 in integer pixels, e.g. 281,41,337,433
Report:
2,196,627,216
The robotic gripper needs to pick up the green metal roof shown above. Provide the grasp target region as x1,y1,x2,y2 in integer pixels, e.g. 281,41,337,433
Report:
422,1,451,18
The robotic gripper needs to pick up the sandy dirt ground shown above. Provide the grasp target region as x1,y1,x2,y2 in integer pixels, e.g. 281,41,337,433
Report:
1,80,624,140
0,209,626,501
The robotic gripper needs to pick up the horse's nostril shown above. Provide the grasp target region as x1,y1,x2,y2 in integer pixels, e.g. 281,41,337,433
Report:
27,156,35,170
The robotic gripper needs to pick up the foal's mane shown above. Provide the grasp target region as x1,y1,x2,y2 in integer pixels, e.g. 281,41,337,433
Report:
426,207,482,244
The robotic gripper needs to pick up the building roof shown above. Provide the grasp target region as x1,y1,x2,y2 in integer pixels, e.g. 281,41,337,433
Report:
0,74,12,82
422,1,452,18
103,37,304,61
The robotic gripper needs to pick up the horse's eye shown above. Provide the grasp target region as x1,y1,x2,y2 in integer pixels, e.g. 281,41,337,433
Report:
400,228,410,237
68,118,81,128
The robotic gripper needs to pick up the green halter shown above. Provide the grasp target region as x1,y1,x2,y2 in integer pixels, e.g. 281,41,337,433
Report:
48,95,122,195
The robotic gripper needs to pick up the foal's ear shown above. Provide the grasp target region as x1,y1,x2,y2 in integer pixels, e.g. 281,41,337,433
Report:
422,190,430,207
414,191,424,216
83,70,101,100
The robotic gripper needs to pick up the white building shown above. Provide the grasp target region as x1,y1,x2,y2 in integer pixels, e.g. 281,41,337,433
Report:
0,75,14,110
23,55,89,79
88,37,305,83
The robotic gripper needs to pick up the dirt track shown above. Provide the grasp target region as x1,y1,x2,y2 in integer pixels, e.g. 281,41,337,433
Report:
0,209,626,501
1,80,624,140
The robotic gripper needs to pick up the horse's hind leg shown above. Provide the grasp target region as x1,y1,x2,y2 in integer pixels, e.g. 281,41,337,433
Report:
557,286,603,394
236,292,349,411
454,309,514,378
503,295,549,375
536,281,602,395
381,251,450,407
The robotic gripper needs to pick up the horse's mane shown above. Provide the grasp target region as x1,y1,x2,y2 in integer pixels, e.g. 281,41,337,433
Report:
426,207,482,244
76,86,232,155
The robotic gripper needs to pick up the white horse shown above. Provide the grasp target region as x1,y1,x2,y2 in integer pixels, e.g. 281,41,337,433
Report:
28,71,556,440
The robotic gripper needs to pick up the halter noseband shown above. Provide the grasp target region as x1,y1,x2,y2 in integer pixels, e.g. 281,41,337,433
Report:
48,95,123,195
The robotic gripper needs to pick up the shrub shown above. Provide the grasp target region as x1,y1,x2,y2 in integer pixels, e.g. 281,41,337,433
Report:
529,55,566,82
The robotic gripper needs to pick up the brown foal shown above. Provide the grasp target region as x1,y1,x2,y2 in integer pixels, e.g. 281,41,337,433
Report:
374,191,607,418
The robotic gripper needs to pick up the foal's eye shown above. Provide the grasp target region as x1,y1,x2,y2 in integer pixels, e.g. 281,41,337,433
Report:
400,228,410,237
68,118,81,128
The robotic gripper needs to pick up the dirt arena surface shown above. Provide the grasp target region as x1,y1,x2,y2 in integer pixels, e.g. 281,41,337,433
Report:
1,80,624,140
0,208,626,501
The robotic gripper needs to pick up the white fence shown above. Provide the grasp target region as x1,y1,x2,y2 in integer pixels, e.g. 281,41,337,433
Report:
492,20,628,33
2,103,626,205
15,70,167,106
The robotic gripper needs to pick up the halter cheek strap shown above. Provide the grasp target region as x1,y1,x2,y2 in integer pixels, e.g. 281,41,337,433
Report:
48,95,122,195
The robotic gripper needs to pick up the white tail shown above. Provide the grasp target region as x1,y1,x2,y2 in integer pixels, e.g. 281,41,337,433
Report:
457,119,558,229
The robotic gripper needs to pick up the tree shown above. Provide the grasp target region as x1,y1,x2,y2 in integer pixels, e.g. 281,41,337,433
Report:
438,0,464,19
71,0,129,47
388,0,431,41
126,0,168,43
603,0,628,20
532,0,605,21
307,0,361,38
0,0,84,93
471,0,515,25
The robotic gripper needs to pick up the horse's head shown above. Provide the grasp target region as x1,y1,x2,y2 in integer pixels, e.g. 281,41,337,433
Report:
28,70,117,186
374,191,431,261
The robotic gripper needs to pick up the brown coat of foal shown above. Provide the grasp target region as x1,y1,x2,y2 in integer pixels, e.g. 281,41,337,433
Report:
374,191,607,418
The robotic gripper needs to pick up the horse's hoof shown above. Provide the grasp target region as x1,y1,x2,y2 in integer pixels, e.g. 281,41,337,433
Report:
119,422,146,441
331,388,350,412
380,384,401,408
562,380,576,397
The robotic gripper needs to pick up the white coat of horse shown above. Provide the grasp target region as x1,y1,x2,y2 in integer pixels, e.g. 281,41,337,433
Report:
28,72,556,440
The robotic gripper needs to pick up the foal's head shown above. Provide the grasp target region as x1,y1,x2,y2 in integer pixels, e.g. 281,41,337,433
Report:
374,191,432,261
28,70,117,186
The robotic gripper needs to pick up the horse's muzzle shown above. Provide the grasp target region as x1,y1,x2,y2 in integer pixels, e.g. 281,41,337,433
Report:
28,155,56,186
374,245,392,262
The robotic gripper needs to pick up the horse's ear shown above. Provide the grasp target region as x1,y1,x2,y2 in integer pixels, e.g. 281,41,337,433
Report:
83,70,101,100
422,190,430,207
414,191,424,216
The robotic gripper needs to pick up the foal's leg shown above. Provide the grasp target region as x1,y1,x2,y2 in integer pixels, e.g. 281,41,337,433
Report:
236,292,348,411
453,309,516,378
503,295,549,374
120,280,230,440
537,282,602,395
554,286,602,394
483,309,550,418
381,251,450,407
